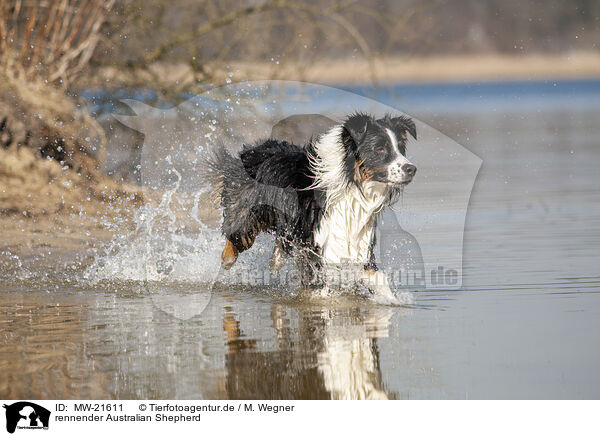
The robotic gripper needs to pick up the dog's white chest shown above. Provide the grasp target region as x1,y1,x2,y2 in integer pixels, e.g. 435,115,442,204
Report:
315,182,387,264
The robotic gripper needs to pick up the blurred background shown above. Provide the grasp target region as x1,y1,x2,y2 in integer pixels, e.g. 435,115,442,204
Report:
3,0,600,90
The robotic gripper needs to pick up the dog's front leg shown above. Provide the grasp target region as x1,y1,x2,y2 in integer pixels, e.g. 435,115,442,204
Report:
361,268,398,304
295,246,323,290
269,237,287,273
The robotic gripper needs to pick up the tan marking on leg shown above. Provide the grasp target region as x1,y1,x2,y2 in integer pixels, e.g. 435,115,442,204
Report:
221,239,239,270
364,265,377,274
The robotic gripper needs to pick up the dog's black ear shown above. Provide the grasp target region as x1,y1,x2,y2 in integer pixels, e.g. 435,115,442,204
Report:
343,113,373,145
391,116,417,140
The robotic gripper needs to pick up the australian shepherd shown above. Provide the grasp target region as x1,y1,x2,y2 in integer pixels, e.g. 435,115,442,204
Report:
207,113,417,302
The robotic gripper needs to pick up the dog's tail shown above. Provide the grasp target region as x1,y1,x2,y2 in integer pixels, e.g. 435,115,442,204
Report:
201,144,246,205
201,143,301,240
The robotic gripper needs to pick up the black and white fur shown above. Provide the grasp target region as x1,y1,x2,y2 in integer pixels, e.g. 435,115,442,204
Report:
207,113,417,302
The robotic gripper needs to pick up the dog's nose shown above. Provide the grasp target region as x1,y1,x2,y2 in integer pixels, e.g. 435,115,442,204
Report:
402,163,417,177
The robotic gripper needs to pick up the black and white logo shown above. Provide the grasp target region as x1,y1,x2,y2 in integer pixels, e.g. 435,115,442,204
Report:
3,402,50,434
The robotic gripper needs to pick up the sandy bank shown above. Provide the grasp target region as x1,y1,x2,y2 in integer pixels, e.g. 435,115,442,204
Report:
300,52,600,84
80,52,600,91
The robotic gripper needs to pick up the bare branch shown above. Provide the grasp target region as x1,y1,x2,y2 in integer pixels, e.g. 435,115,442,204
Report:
142,0,289,65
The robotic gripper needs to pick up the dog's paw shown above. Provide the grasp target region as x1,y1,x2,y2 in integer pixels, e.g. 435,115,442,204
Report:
221,256,236,270
372,288,401,305
369,282,397,304
362,270,402,305
221,240,239,270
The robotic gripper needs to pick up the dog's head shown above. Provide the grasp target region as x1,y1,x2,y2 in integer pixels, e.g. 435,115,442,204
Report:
341,113,417,186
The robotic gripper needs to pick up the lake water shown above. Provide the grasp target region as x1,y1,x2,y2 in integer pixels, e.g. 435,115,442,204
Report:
1,80,599,399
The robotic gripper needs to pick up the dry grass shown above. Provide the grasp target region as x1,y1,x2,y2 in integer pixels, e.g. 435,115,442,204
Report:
0,0,115,86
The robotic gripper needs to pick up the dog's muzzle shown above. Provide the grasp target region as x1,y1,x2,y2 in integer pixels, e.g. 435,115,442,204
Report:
387,160,417,185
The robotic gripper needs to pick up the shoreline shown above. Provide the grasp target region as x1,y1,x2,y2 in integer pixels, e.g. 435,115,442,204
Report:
299,52,600,85
79,52,600,91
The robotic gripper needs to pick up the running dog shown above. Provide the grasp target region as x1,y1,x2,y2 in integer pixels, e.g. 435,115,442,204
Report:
207,113,417,301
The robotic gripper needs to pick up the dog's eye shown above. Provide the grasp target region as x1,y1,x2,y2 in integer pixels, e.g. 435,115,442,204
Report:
376,144,387,153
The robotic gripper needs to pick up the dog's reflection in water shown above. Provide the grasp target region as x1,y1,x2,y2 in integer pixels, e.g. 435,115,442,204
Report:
222,303,397,400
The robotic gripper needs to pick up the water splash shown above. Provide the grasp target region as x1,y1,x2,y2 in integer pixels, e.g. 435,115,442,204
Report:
84,169,221,285
0,251,32,282
83,170,412,306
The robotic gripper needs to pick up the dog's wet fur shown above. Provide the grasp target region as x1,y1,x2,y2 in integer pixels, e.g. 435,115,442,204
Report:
207,113,417,298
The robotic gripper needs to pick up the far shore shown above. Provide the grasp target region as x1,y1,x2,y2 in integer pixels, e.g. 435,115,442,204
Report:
81,51,600,91
301,52,600,84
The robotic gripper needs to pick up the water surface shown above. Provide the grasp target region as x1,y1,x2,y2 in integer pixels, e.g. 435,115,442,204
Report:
1,80,599,399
